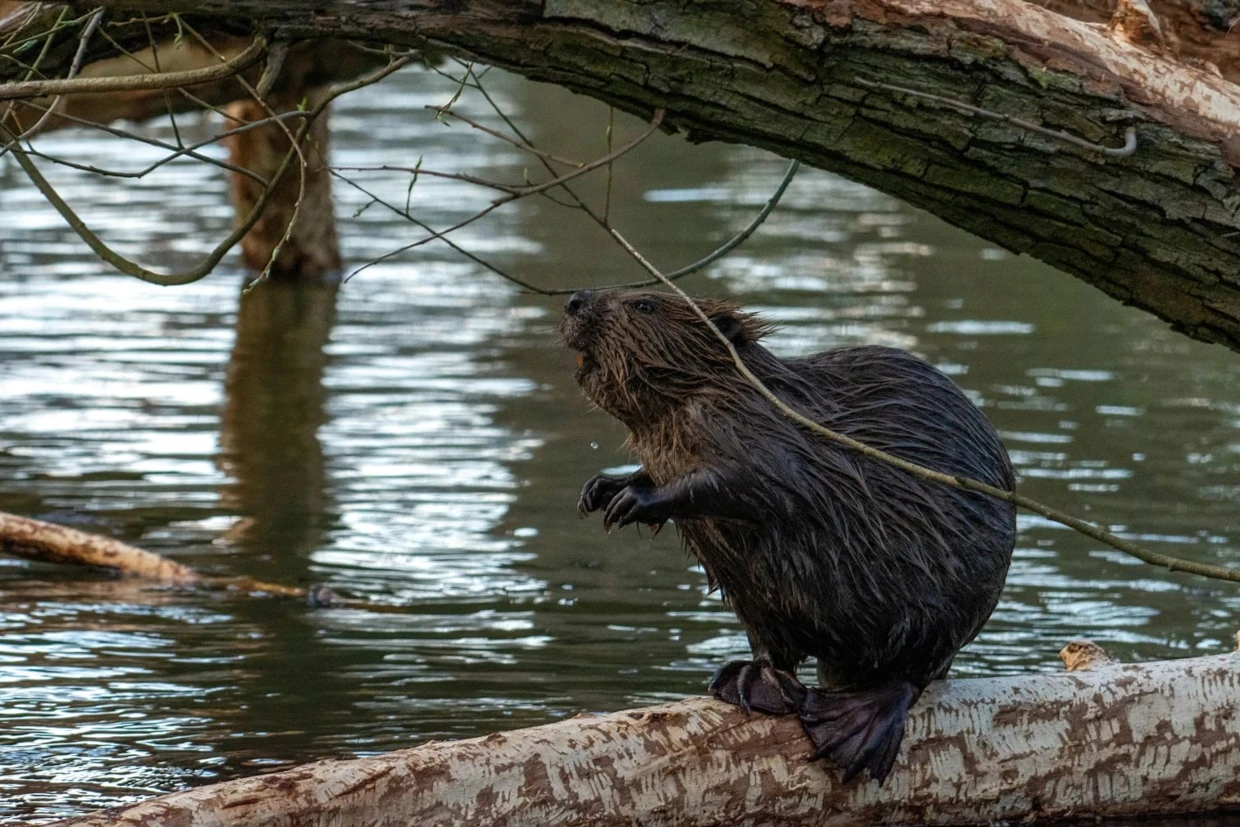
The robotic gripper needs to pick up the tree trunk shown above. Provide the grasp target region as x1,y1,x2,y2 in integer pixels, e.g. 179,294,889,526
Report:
226,91,342,280
50,650,1240,826
5,0,1240,350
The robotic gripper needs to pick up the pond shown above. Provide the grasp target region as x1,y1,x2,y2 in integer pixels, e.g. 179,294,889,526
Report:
1,65,1238,823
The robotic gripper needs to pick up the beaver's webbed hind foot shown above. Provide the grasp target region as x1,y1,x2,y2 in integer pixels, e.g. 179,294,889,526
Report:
709,659,807,715
800,681,919,784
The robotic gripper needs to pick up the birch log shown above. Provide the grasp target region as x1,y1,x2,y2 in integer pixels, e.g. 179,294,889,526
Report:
53,651,1240,826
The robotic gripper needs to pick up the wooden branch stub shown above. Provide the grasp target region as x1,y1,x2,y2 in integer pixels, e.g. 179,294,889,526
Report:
0,511,199,583
52,652,1240,826
1060,639,1118,670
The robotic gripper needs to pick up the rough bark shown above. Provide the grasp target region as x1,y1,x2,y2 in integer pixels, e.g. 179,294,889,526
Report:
51,650,1240,826
6,0,1232,352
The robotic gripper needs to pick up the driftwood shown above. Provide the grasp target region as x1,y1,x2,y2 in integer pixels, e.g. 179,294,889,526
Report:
0,510,200,583
0,509,457,613
5,0,1240,352
0,509,336,600
50,648,1240,826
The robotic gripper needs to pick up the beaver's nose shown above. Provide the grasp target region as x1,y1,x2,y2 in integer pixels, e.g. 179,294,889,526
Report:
565,290,594,315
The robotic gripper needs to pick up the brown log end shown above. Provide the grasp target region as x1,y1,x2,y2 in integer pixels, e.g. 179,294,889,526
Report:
1060,639,1117,671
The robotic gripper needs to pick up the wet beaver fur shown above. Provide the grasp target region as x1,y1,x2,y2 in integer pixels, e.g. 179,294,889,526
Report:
562,288,1016,783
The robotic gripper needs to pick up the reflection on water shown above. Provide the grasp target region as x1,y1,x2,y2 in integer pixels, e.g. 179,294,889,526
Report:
2,66,1240,822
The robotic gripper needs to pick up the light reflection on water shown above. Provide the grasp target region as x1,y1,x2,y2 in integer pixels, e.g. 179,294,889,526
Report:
1,65,1240,822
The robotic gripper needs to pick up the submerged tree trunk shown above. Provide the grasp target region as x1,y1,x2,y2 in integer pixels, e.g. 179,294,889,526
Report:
226,91,342,280
4,0,1240,350
51,650,1240,826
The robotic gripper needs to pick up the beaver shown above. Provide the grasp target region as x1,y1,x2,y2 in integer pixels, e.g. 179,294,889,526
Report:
562,288,1015,783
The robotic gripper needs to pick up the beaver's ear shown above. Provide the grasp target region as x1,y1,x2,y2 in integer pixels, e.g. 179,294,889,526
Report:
708,312,749,346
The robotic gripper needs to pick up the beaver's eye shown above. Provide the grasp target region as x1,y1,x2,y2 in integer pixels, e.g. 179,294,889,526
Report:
634,299,655,314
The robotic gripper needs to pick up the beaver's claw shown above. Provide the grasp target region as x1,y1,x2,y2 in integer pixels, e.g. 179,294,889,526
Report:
709,659,806,715
602,485,672,532
578,473,630,516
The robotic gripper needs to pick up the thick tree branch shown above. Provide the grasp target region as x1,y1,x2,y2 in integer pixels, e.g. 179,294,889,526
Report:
14,0,1239,351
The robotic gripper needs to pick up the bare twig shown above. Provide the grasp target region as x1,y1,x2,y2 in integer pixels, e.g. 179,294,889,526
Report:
255,38,289,99
604,105,615,225
347,108,666,280
1,117,291,285
13,8,105,138
10,99,281,183
550,158,802,295
2,53,412,286
608,229,1240,584
344,66,793,296
140,11,185,148
0,34,267,101
329,168,547,292
182,21,306,285
431,107,583,168
454,67,799,293
0,5,70,137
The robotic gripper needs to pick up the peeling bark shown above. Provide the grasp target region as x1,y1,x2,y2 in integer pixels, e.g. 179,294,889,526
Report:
51,651,1240,826
4,0,1235,351
1039,0,1240,80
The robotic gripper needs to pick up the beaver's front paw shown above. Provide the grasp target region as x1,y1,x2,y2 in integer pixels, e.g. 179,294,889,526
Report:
575,471,629,518
602,485,672,532
578,473,631,516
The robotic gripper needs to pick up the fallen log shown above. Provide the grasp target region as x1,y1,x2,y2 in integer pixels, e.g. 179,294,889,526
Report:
52,649,1240,826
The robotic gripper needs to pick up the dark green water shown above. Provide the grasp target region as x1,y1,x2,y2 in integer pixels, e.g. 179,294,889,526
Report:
1,67,1239,824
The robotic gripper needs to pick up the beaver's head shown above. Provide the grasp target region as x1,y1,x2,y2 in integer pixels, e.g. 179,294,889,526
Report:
560,288,771,427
